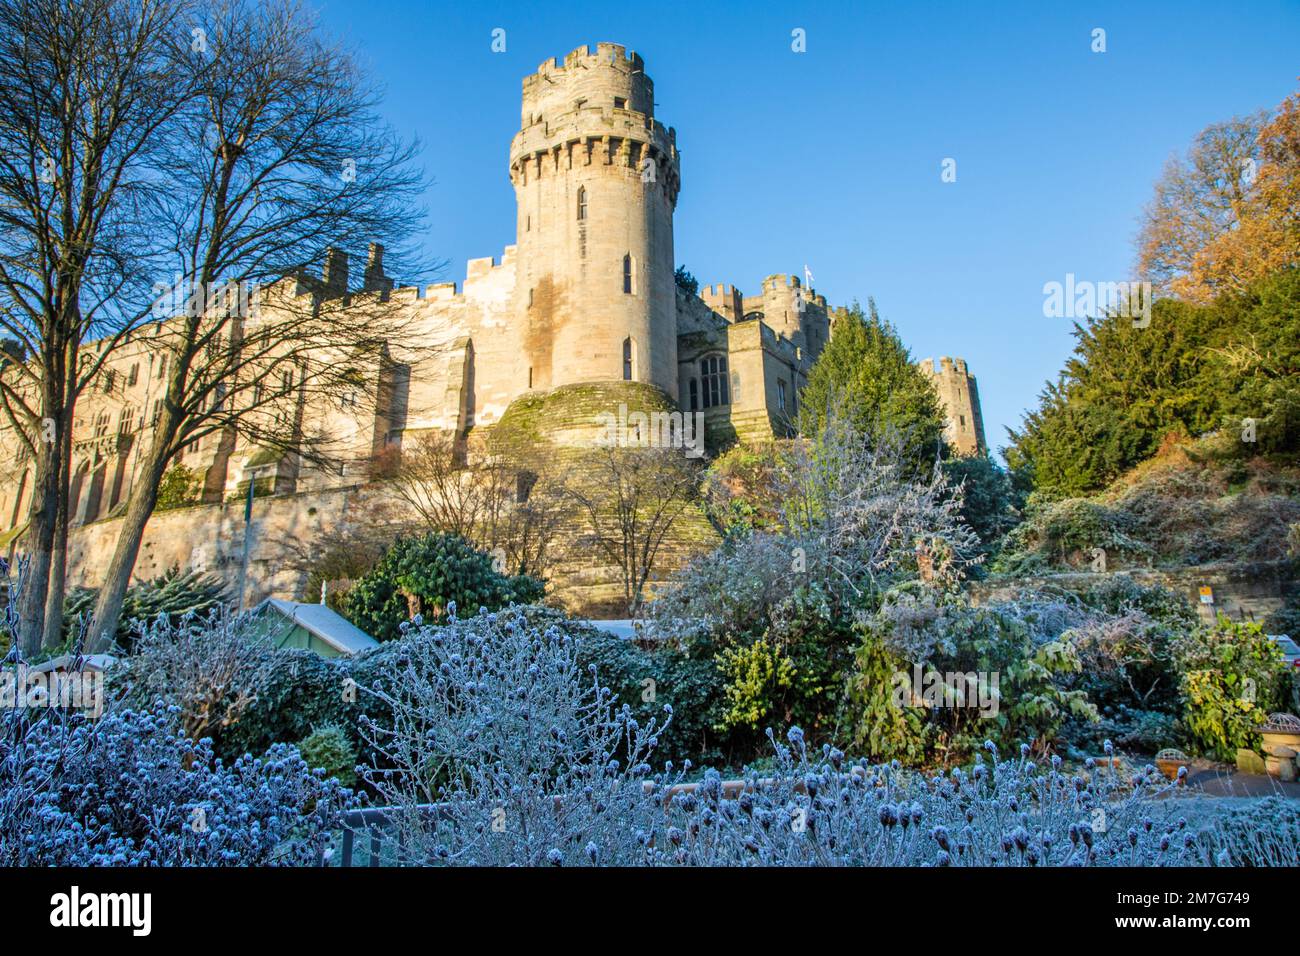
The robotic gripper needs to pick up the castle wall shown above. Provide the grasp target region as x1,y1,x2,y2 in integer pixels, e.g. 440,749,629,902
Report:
0,42,991,621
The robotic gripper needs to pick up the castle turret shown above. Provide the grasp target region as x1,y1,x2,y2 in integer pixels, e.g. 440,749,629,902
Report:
509,44,681,399
921,356,987,456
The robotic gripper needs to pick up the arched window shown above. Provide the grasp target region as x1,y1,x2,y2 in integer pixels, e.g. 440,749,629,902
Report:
623,254,635,294
623,337,635,381
688,378,699,411
577,187,587,221
699,355,729,408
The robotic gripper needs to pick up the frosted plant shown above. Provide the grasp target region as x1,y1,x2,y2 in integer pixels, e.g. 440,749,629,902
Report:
351,605,1294,866
113,607,276,742
0,559,347,865
357,603,677,866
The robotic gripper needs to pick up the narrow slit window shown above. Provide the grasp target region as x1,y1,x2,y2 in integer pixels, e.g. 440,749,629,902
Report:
577,187,587,221
623,338,634,381
623,254,634,294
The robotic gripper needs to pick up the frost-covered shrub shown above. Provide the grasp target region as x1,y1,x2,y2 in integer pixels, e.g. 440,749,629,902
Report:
648,417,981,764
348,604,1287,867
357,603,675,865
572,622,726,768
1062,705,1179,758
645,733,1223,867
992,495,1154,575
1198,797,1300,867
0,703,348,865
111,609,275,743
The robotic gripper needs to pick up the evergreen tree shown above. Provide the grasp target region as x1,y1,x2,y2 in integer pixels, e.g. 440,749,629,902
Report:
1007,268,1300,497
799,299,946,470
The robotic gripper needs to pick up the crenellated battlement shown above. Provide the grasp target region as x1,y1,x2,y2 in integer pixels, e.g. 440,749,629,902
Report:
509,117,679,207
522,44,652,124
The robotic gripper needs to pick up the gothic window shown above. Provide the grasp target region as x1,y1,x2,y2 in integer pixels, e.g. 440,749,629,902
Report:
577,187,587,221
623,254,635,294
93,411,111,438
777,380,787,411
623,337,635,381
127,363,139,387
151,398,162,426
688,378,698,411
102,369,115,394
700,355,729,408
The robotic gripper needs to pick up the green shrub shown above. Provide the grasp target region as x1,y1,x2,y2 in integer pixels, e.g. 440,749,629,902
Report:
1174,618,1289,760
573,623,727,769
297,723,357,786
64,567,229,653
155,464,203,511
342,532,543,641
846,592,1098,765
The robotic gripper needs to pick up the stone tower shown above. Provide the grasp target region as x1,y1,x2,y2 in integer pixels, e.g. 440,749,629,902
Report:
920,356,987,456
509,44,681,399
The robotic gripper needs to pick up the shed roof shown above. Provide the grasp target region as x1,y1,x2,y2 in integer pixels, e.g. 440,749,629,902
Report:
257,598,380,655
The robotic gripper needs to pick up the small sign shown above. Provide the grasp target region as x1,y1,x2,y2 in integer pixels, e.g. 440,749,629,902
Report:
1199,586,1214,605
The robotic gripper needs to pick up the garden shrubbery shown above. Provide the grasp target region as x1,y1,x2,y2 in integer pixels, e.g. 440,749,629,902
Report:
0,704,347,865
343,532,544,641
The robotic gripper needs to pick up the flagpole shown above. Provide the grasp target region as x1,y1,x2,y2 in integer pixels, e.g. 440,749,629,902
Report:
236,473,255,612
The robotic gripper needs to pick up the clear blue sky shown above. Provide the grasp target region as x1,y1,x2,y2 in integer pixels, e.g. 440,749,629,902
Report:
312,0,1300,458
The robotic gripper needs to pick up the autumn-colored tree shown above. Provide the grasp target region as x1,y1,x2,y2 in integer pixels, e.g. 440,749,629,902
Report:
1187,90,1300,300
1135,115,1264,299
1136,86,1300,302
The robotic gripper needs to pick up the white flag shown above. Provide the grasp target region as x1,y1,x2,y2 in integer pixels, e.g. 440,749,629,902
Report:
803,264,814,288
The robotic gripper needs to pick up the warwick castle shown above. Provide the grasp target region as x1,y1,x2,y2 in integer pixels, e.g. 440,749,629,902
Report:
0,44,986,613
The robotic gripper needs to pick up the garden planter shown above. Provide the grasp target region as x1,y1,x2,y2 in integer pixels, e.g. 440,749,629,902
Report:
1265,745,1297,782
1154,748,1190,781
1258,713,1300,754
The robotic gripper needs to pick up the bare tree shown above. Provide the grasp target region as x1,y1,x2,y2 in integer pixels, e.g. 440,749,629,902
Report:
0,0,199,653
87,0,427,649
389,429,494,541
569,446,701,617
390,427,572,578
